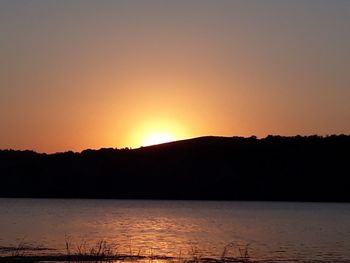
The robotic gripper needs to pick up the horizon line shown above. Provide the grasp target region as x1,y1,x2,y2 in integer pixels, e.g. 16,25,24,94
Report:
1,133,349,155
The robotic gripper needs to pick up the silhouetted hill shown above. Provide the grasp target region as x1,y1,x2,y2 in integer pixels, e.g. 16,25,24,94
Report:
0,135,349,201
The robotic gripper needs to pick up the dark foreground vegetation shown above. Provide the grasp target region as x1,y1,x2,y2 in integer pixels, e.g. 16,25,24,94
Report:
1,239,350,263
0,239,254,263
1,239,343,263
0,135,349,201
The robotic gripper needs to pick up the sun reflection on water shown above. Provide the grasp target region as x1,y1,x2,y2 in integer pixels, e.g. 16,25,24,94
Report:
1,199,350,262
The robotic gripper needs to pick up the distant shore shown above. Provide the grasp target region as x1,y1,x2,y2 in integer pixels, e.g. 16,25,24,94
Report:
1,135,349,202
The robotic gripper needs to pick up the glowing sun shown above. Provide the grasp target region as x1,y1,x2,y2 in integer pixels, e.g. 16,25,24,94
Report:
143,132,175,146
127,118,189,148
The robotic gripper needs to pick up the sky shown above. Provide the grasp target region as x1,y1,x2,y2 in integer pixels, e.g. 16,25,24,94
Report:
0,0,349,152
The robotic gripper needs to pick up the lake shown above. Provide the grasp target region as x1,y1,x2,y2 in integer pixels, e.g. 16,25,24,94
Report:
0,199,349,262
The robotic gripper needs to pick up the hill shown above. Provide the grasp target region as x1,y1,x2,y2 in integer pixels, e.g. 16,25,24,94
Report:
0,135,349,201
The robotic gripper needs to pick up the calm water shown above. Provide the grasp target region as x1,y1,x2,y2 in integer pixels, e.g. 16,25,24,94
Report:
0,199,350,262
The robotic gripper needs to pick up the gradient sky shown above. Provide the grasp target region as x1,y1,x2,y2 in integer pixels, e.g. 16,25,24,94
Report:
1,0,349,152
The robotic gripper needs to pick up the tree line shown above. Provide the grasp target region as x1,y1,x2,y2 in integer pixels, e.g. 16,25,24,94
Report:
0,135,349,201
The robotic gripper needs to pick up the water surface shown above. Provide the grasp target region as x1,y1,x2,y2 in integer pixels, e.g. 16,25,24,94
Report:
0,199,349,262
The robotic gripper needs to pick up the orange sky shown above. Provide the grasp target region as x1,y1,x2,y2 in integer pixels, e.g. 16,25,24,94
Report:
0,1,349,152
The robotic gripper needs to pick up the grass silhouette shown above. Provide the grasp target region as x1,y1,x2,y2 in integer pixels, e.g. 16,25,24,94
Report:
0,239,253,263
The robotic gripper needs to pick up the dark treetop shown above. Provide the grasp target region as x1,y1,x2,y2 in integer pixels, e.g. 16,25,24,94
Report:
0,135,349,201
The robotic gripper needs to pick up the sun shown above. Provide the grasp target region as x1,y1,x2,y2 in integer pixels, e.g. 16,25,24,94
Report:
127,118,189,148
143,132,175,146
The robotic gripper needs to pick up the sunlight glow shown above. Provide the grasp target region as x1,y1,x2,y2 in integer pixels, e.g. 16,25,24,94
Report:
143,132,175,146
127,118,189,148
